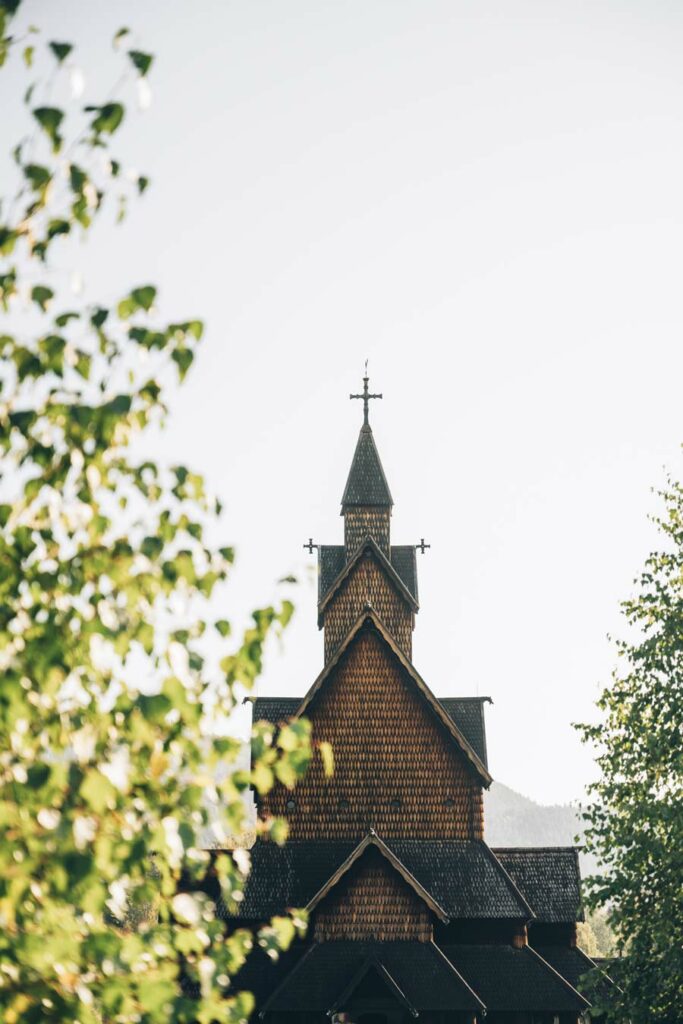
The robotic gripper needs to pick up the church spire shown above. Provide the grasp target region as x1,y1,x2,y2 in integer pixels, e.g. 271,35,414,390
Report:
341,368,393,555
342,367,393,511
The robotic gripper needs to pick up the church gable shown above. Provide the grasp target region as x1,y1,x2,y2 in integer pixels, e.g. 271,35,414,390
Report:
313,844,435,942
258,621,486,840
321,543,415,660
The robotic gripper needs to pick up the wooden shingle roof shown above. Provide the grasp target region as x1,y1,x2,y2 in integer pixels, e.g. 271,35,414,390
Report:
533,945,600,992
341,424,393,509
318,543,418,604
252,693,491,769
439,697,491,769
493,848,584,923
259,940,484,1016
216,837,533,921
441,944,590,1013
317,537,419,622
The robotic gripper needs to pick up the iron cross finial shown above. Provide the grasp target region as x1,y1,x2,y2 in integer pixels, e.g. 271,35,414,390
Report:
416,538,431,554
303,538,318,554
350,362,382,426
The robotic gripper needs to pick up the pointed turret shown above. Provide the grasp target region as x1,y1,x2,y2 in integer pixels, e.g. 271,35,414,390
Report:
341,423,393,510
342,370,393,556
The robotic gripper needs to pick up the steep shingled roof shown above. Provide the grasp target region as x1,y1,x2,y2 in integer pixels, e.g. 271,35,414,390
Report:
318,544,418,604
441,944,590,1013
252,694,490,768
493,848,584,923
533,945,603,995
215,838,532,921
260,940,483,1016
390,545,418,602
317,537,419,623
341,425,393,508
439,698,491,770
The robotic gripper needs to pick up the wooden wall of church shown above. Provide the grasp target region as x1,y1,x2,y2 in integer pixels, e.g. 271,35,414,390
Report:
323,553,414,661
259,626,484,840
344,508,391,556
313,843,432,937
313,847,433,941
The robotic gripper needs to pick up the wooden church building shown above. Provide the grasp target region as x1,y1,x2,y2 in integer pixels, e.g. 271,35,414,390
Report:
227,376,605,1023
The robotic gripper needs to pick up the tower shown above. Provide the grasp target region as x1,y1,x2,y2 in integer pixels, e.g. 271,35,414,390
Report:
222,374,611,1023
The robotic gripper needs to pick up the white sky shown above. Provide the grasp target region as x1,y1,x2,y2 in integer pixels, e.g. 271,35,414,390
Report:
5,0,683,803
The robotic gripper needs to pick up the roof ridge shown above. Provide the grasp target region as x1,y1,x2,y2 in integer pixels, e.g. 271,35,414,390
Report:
440,696,493,704
477,841,535,919
493,846,580,853
428,940,487,1012
257,943,319,1019
525,946,592,1009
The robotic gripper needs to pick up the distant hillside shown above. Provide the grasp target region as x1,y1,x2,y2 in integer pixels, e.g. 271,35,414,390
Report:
484,781,582,846
484,781,599,876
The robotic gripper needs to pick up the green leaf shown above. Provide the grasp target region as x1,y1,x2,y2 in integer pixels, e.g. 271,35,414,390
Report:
75,351,91,380
141,535,163,559
55,310,80,327
69,163,87,192
90,306,108,328
128,49,153,76
319,741,334,778
80,769,116,813
137,175,150,194
49,41,73,63
32,106,64,152
23,44,33,67
113,26,130,46
172,347,193,380
31,284,54,311
24,163,51,190
117,297,136,320
131,284,156,311
47,218,70,240
215,619,231,637
87,101,124,136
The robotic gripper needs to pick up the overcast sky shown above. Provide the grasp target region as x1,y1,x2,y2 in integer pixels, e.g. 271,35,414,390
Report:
5,1,683,804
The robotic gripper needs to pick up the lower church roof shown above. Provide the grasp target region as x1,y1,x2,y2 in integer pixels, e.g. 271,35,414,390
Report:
259,940,483,1016
532,944,598,992
441,944,590,1013
240,941,590,1017
217,838,533,921
493,848,584,923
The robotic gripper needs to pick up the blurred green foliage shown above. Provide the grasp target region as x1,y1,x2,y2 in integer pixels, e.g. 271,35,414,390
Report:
578,474,683,1022
0,4,323,1021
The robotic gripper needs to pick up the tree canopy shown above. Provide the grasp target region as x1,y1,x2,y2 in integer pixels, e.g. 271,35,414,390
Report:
0,5,328,1021
579,472,683,1023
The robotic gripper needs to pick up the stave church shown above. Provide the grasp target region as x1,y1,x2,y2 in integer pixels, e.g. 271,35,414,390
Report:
226,375,610,1024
